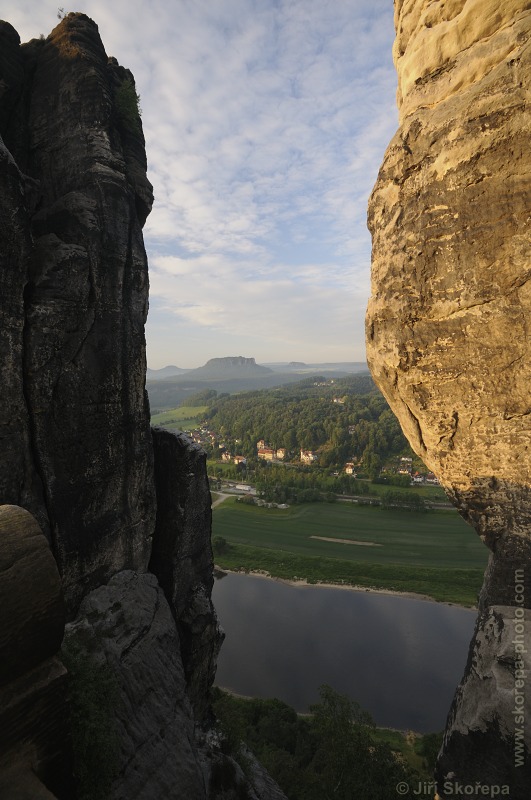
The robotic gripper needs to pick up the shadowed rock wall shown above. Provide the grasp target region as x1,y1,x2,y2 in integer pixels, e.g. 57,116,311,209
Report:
367,1,531,793
150,428,224,721
0,505,70,799
0,14,155,611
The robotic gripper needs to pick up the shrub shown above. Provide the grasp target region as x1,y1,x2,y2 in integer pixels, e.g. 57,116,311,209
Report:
213,535,229,555
115,78,142,134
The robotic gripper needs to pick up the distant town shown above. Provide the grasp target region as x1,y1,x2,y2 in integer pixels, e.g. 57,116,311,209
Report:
187,429,439,486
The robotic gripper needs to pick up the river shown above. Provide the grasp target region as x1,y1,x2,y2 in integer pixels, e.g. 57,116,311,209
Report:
212,572,477,733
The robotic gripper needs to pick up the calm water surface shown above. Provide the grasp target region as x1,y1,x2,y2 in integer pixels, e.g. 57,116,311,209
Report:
213,573,477,732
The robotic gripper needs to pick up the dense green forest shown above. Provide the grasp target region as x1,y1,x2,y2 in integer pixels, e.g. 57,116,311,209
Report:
212,685,438,799
202,374,414,474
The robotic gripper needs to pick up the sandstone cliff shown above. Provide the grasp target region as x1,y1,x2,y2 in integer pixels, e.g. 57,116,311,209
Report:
0,505,70,798
0,14,155,612
367,1,530,794
0,14,283,800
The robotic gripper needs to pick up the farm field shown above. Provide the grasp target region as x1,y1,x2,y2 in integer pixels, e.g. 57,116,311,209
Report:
151,405,208,431
213,499,486,569
212,499,488,605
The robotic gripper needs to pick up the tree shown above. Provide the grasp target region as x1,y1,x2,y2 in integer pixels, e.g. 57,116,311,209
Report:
212,686,418,800
307,685,418,799
309,684,373,798
381,490,427,512
212,536,228,555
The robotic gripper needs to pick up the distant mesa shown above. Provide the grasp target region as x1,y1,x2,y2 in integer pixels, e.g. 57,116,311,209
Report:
146,357,371,410
190,356,273,378
147,357,273,381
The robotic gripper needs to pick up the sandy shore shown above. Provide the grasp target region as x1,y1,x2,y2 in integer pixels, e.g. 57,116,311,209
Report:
213,565,472,608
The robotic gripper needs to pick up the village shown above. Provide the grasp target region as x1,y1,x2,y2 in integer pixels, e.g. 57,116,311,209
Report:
186,426,440,487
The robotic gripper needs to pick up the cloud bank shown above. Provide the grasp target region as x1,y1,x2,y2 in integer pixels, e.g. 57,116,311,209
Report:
12,1,397,367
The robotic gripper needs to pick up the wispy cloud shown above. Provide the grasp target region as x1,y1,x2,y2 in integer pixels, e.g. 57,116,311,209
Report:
12,0,397,367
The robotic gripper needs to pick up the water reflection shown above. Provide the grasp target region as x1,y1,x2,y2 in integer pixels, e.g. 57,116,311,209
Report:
213,572,477,732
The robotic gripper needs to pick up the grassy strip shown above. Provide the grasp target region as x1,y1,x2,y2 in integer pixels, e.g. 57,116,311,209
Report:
365,481,448,503
151,405,207,431
214,542,483,606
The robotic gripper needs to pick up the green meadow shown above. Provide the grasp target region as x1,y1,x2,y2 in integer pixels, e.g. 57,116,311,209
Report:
212,499,488,605
151,405,208,432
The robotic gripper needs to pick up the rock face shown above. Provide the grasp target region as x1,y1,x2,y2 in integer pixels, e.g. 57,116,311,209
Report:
150,429,224,720
367,0,531,792
64,570,284,800
64,571,207,800
0,505,71,799
0,14,155,611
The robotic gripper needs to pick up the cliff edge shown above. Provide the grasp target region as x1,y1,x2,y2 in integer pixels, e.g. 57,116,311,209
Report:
367,1,530,794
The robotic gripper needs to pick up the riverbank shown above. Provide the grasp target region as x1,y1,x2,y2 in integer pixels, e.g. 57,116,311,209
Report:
213,542,483,606
212,499,486,606
215,565,446,604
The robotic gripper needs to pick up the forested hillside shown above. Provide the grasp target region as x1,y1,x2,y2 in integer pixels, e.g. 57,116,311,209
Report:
203,374,412,472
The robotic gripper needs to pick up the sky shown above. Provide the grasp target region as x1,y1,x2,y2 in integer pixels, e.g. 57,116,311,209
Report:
6,1,398,369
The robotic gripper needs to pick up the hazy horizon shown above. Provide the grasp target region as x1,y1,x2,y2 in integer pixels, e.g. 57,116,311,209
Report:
147,355,369,371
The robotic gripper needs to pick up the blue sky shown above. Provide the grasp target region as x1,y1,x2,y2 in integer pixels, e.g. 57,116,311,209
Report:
9,1,398,368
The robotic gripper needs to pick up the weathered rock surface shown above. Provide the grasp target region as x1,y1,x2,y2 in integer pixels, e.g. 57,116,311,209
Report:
437,605,531,792
65,570,286,800
65,571,207,800
0,14,155,611
0,505,64,685
0,116,47,534
367,0,531,791
0,505,70,798
150,428,224,720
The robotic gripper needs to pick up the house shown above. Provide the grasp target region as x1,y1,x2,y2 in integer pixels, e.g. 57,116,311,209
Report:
258,447,275,461
345,462,356,475
276,448,286,461
256,439,267,449
221,452,232,462
233,455,247,465
300,449,318,464
398,457,413,475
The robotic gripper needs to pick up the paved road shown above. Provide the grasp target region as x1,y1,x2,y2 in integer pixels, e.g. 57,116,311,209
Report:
211,492,232,508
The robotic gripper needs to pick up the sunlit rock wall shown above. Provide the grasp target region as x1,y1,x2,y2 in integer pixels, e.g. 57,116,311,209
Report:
366,1,531,793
